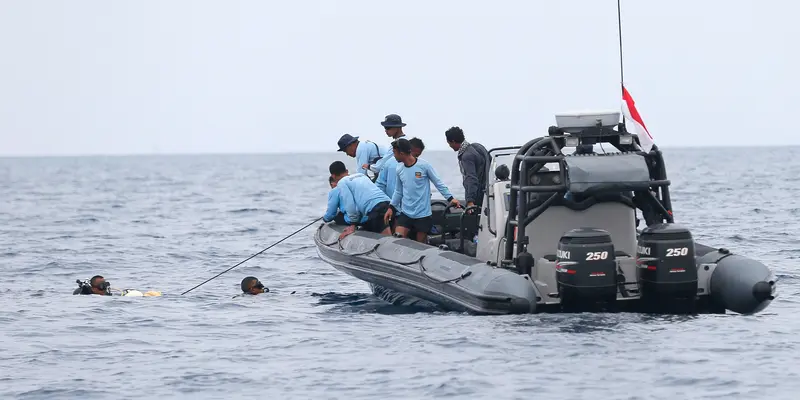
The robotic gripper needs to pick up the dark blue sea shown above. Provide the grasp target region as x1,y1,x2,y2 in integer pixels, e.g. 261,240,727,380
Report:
0,148,798,399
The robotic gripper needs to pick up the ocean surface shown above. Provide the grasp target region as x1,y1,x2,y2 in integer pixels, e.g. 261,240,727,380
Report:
0,147,798,400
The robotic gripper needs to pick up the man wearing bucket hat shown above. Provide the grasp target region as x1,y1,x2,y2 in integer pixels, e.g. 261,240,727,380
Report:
336,133,385,177
371,114,408,174
381,114,407,141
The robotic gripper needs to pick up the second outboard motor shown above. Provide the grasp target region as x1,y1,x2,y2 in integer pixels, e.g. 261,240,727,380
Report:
556,228,618,306
636,223,698,306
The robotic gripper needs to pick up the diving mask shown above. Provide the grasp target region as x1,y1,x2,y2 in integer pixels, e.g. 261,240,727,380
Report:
253,282,269,293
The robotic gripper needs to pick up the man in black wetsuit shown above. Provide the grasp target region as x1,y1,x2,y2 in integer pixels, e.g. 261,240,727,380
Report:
74,275,111,295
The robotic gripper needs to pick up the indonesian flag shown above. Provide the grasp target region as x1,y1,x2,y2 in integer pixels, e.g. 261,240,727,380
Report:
621,85,655,153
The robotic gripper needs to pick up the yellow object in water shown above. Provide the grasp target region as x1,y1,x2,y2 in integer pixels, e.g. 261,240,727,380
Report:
119,289,162,297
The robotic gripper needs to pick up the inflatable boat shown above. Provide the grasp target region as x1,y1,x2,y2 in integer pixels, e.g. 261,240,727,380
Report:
314,110,777,315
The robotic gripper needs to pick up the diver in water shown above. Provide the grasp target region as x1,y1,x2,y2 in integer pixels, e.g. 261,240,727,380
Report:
241,276,269,295
73,275,162,297
74,275,112,295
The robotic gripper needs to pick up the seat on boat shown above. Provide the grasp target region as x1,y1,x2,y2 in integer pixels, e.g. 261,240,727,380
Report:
444,238,477,257
430,200,449,236
431,207,479,257
426,199,467,246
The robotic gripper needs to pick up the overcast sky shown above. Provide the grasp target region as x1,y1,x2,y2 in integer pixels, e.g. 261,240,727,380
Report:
0,0,796,156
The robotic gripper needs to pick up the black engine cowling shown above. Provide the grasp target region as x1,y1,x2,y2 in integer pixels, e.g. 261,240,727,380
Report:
636,223,698,301
556,228,618,304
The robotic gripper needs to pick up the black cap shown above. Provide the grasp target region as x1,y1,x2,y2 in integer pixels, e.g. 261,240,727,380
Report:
392,138,412,154
381,114,407,128
337,134,359,152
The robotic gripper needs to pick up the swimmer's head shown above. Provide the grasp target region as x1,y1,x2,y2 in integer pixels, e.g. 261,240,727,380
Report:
90,275,111,295
241,276,268,295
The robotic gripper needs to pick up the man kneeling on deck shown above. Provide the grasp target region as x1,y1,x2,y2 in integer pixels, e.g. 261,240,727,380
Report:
323,165,362,227
384,138,460,243
328,161,393,239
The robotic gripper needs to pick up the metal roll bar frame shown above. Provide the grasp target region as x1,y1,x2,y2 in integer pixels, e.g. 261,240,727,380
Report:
499,122,675,275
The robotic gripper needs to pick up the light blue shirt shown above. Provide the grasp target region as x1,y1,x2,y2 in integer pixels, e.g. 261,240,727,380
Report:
391,158,454,219
337,173,391,224
322,187,356,224
355,141,385,176
375,153,400,200
370,143,395,173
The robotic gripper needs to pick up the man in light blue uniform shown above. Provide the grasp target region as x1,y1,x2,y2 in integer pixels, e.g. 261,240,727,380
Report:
371,114,408,175
322,175,350,226
408,137,424,158
383,139,460,243
376,137,425,198
328,161,393,239
337,134,386,177
375,150,400,199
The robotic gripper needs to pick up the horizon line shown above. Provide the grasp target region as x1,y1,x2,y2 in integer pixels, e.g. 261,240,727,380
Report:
0,143,793,159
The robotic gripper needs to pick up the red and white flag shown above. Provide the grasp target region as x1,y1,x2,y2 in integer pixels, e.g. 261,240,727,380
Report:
621,85,655,153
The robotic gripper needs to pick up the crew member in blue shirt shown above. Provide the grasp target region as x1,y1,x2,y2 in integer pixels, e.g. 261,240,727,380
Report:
409,137,425,158
328,161,393,239
376,137,425,199
372,114,408,174
375,149,399,199
322,175,348,225
323,164,369,227
337,133,386,177
383,138,460,243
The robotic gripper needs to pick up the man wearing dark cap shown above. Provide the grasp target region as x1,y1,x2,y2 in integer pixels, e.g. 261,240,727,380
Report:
384,138,460,243
381,114,407,141
337,133,385,177
371,114,408,175
445,126,491,210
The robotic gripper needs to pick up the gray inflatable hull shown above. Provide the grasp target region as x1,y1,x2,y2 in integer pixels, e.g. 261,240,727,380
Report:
314,223,538,315
314,223,776,315
695,244,776,315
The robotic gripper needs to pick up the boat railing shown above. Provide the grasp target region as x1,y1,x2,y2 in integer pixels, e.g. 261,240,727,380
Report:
501,124,676,274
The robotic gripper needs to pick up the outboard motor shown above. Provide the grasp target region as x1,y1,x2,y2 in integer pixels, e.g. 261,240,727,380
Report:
636,223,698,309
556,228,618,307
